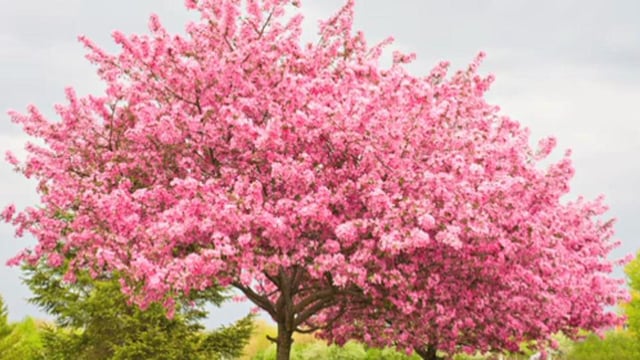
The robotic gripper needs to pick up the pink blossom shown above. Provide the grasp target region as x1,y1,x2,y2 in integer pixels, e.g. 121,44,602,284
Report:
335,221,358,242
1,205,15,222
436,225,463,249
4,151,19,166
418,213,436,230
410,228,431,248
47,253,64,267
323,239,341,254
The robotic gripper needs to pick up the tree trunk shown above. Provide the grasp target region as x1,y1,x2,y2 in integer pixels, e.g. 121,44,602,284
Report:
276,322,294,360
415,345,443,360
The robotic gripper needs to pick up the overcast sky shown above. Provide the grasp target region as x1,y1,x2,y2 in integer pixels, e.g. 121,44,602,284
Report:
1,1,639,328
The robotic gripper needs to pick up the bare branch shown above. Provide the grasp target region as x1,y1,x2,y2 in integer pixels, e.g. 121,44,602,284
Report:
295,324,321,334
263,270,280,288
295,300,349,332
258,11,274,38
266,334,277,343
232,282,277,319
292,288,335,314
223,35,235,52
294,297,337,327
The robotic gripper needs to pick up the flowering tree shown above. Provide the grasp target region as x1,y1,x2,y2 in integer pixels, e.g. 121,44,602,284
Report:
3,0,628,359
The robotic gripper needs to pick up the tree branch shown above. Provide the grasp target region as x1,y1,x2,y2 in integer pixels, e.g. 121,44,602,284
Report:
254,10,274,39
292,288,335,314
263,270,280,288
232,282,276,319
296,301,349,333
294,297,337,327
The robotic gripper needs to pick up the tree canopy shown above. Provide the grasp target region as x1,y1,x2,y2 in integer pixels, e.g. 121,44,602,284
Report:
3,0,628,359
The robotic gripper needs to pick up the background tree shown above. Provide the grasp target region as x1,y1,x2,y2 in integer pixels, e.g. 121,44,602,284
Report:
0,295,11,340
1,295,44,360
625,250,640,338
3,0,628,359
0,317,44,360
23,260,253,360
567,331,640,360
0,308,44,360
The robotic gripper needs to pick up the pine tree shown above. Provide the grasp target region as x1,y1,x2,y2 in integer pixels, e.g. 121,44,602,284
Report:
23,260,253,360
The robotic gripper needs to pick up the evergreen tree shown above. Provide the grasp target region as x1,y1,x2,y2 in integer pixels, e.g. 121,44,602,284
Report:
23,261,253,360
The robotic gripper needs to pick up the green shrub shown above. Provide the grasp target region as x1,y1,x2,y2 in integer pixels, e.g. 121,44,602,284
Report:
567,331,640,360
251,339,420,360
